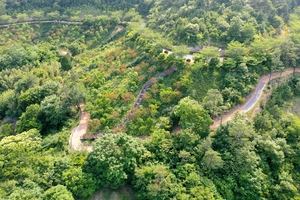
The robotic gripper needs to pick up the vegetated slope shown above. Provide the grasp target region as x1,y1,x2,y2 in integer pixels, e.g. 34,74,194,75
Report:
0,1,300,200
147,0,299,45
0,18,129,199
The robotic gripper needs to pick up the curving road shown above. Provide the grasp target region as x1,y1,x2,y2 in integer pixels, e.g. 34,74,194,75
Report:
13,19,296,148
211,68,300,128
71,67,300,151
0,20,83,28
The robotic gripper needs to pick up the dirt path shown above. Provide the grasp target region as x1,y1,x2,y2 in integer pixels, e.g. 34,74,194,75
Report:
211,68,300,128
118,66,178,127
69,111,93,152
70,67,179,150
0,20,82,28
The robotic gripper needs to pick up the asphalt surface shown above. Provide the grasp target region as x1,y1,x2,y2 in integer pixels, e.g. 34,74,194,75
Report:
211,68,300,129
242,81,267,111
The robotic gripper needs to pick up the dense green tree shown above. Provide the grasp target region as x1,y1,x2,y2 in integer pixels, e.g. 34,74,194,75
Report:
202,89,225,118
59,55,72,71
201,149,224,171
199,46,220,61
280,40,298,68
38,95,66,132
47,11,60,20
0,1,5,16
16,13,28,22
17,104,42,133
31,10,44,19
227,16,243,41
7,179,43,200
144,129,174,163
225,41,246,63
42,185,74,200
174,97,213,137
0,122,14,140
68,42,84,56
62,167,97,198
0,15,12,23
133,164,182,200
228,117,256,148
0,129,42,181
84,133,145,189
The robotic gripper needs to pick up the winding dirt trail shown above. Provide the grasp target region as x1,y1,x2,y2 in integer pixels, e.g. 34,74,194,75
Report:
70,67,179,150
118,66,178,127
211,68,300,128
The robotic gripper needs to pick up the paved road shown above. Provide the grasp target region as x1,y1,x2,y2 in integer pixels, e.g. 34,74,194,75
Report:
242,81,267,111
211,68,300,128
71,68,300,150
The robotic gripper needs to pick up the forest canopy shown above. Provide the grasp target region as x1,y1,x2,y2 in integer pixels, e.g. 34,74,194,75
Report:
0,0,300,199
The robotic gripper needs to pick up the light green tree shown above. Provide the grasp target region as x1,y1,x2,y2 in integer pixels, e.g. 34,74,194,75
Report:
16,13,28,22
202,89,225,118
42,185,74,200
31,10,44,20
226,41,246,63
201,149,224,171
174,97,213,137
62,167,97,198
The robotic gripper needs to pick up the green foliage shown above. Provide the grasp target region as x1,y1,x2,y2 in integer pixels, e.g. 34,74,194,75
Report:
84,133,145,189
59,55,72,71
0,129,42,181
0,2,299,200
6,179,43,200
47,11,60,20
42,185,74,200
63,167,97,198
202,89,226,118
133,164,182,200
17,104,42,133
174,97,213,137
68,42,84,56
225,41,246,63
0,14,12,23
38,95,67,131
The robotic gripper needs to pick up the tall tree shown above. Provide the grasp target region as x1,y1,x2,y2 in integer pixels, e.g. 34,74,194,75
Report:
83,133,145,189
202,89,225,118
42,185,74,200
174,97,213,137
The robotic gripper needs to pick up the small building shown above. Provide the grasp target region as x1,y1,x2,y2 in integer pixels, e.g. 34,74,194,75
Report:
183,54,194,63
162,49,173,55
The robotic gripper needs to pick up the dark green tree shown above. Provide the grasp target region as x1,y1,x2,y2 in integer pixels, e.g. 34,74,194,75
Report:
17,104,42,133
59,55,72,71
84,133,145,189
